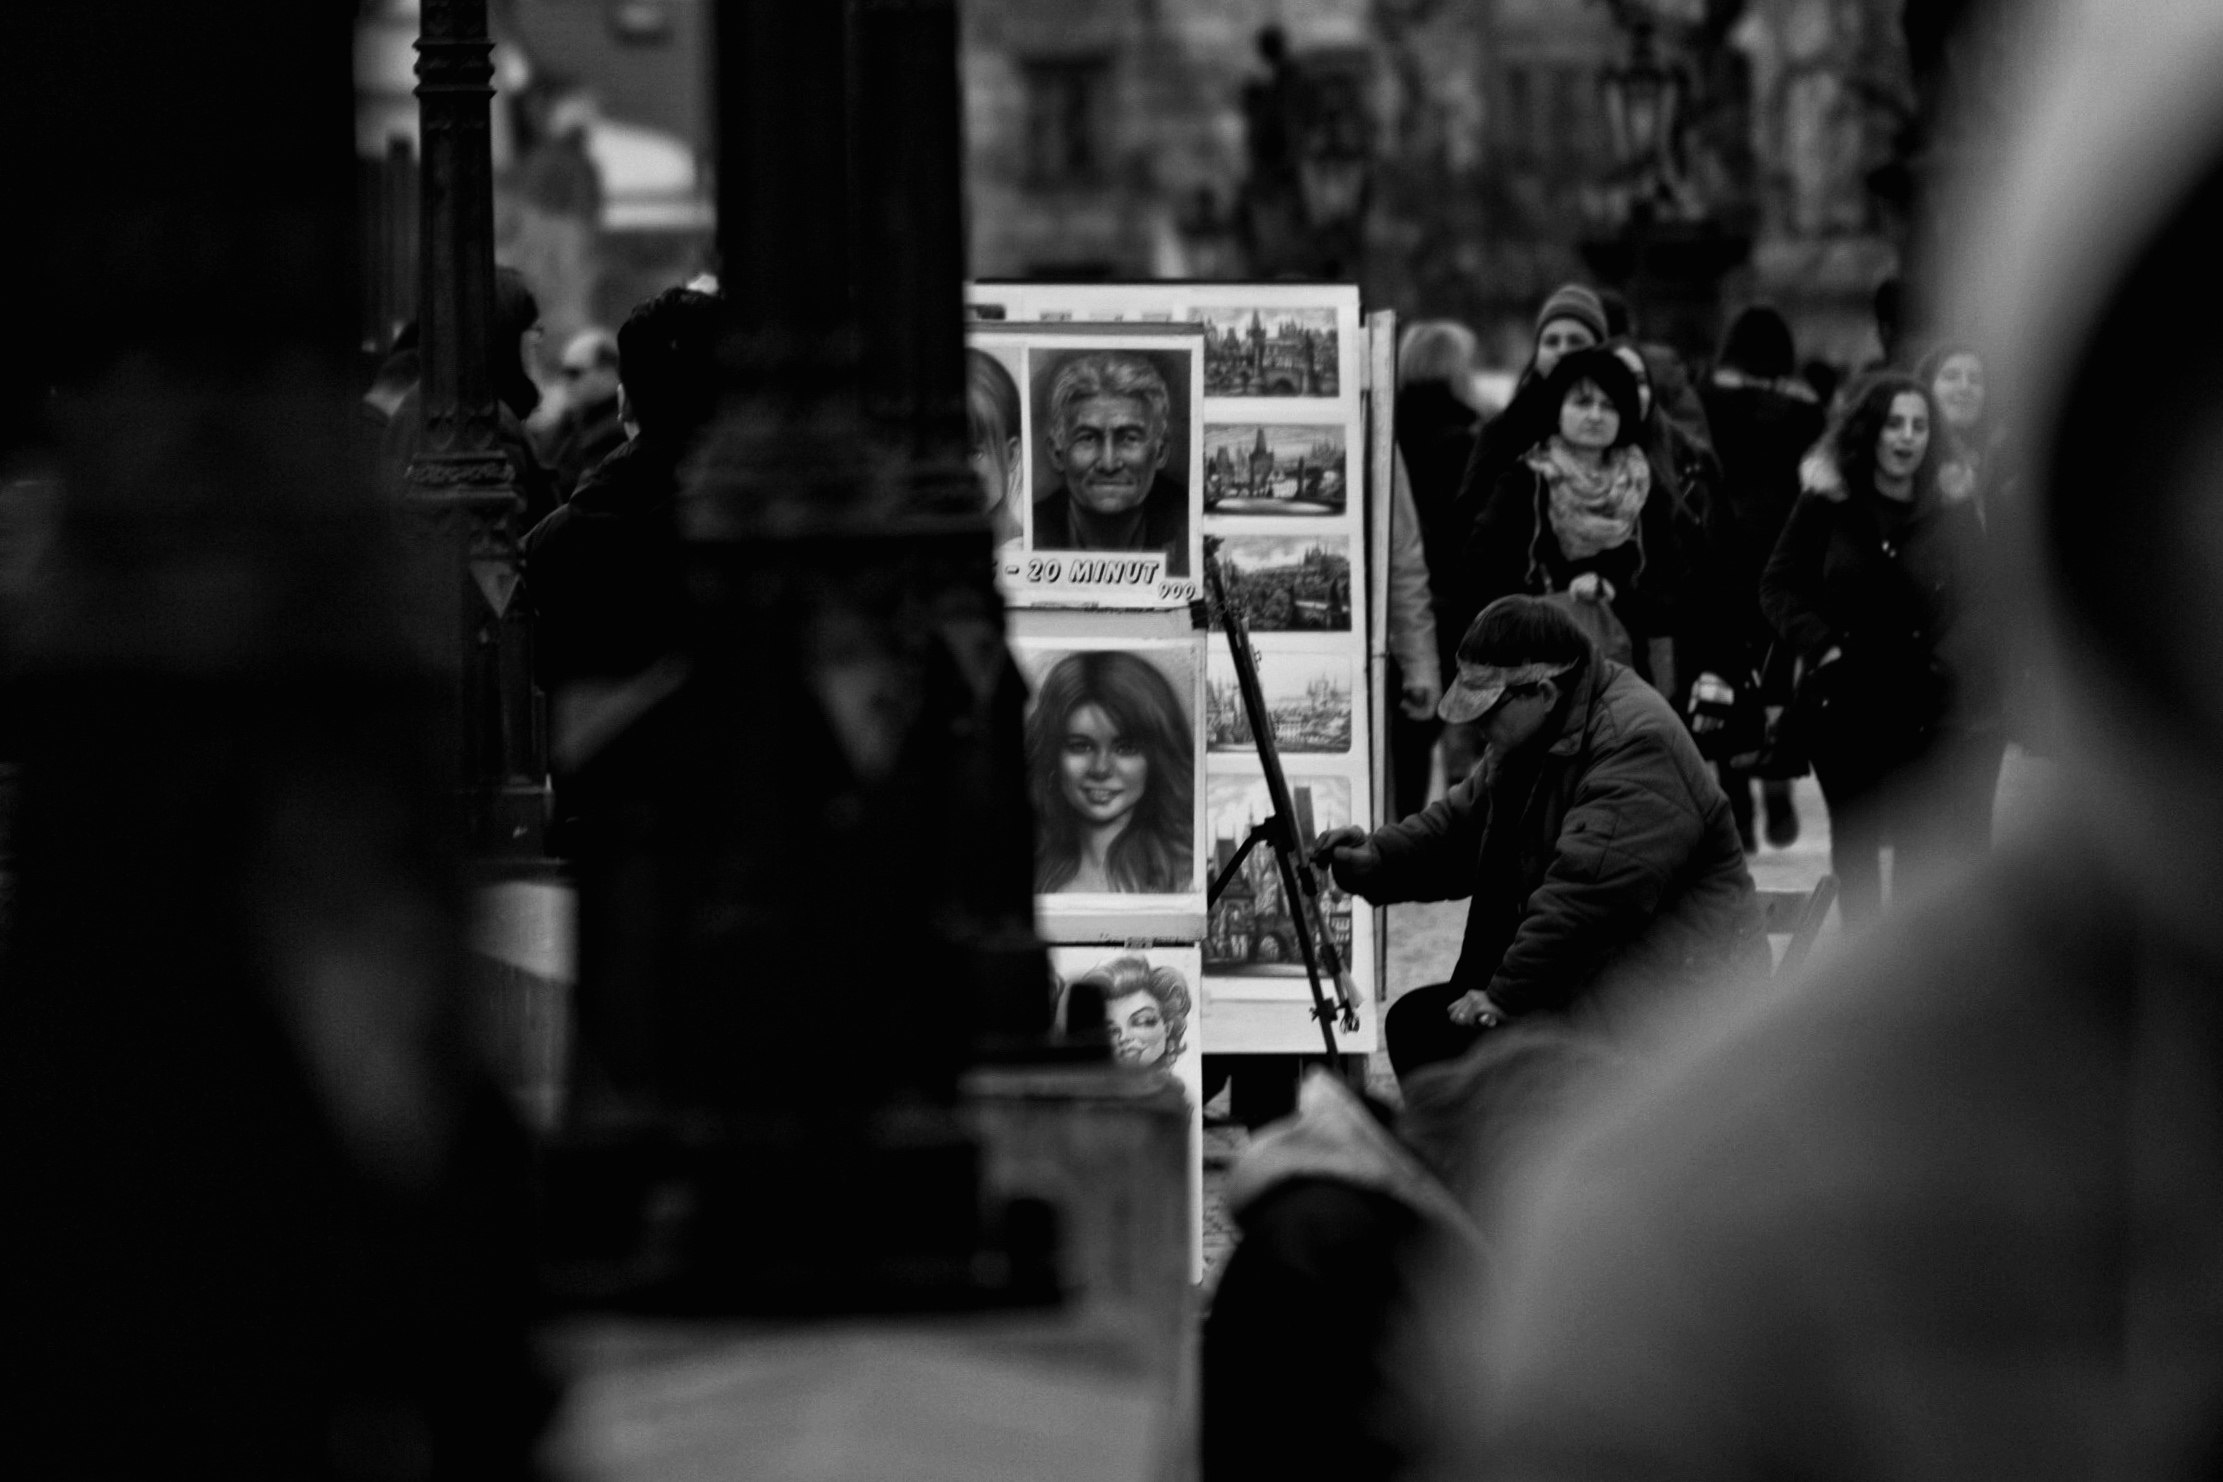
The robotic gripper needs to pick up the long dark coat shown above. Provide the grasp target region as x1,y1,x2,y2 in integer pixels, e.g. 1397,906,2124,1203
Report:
1395,380,1481,673
1697,371,1827,683
1760,484,1997,792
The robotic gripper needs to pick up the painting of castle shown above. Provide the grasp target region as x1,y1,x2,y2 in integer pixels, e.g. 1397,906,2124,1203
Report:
1202,423,1347,515
1204,774,1355,976
1206,649,1353,755
1211,535,1352,632
1196,307,1340,398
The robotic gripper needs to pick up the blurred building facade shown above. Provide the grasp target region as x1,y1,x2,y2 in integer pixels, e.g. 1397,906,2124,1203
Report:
961,0,1914,367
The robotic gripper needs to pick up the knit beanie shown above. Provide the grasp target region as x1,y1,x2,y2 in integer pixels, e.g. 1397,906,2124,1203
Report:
1534,283,1608,345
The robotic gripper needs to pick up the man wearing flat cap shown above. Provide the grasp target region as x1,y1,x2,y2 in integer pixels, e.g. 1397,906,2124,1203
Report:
1317,594,1765,1080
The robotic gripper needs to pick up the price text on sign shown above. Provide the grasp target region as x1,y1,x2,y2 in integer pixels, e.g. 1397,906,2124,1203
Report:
1025,553,1163,587
998,550,1199,606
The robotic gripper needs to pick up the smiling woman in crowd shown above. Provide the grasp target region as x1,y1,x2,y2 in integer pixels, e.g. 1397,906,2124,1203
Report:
1026,650,1196,895
1761,371,1999,927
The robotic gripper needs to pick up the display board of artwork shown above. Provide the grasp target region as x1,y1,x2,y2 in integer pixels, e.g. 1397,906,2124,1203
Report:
964,323,1205,610
1048,943,1206,1278
971,283,1378,1059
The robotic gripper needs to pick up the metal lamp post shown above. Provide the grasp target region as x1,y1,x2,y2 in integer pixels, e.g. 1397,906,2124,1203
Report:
1581,9,1749,361
406,0,547,862
1601,19,1685,224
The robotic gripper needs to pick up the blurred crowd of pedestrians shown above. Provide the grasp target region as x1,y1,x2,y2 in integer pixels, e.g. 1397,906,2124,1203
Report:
1204,3,2223,1477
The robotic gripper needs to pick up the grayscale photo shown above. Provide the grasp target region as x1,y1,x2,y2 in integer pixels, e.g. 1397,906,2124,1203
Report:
1197,306,1339,397
30,0,2130,1471
1202,423,1347,515
1210,535,1353,632
1026,344,1197,576
1203,774,1355,976
1206,647,1353,754
1012,641,1203,900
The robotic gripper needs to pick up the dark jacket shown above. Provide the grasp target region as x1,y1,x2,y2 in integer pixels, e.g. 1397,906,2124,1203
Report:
1467,455,1687,656
1395,380,1482,671
1697,369,1827,673
1760,484,1998,780
1352,659,1765,1023
547,394,628,505
1203,1072,1480,1482
1031,471,1191,575
1443,373,1555,646
521,434,690,694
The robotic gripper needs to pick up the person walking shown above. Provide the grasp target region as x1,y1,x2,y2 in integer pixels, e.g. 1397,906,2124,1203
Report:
1605,336,1723,711
1697,305,1827,850
520,286,721,1126
1391,320,1482,812
1436,9,2223,1472
1315,595,1763,1082
1464,347,1687,695
1760,371,1997,927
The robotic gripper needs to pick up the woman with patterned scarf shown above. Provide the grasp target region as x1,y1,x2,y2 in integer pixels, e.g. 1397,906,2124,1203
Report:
1463,346,1686,692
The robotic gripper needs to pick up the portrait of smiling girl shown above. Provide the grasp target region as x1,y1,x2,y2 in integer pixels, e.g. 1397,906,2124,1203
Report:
1026,649,1197,895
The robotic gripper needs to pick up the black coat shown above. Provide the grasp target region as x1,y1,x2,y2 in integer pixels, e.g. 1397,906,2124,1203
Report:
1698,372,1827,672
521,433,689,694
1760,485,1997,785
1394,380,1480,669
1442,374,1558,644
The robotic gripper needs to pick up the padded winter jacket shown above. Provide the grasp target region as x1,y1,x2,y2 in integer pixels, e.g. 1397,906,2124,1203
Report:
1354,658,1765,1023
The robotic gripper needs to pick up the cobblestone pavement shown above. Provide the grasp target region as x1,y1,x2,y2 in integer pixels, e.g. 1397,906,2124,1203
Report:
1198,750,2063,1295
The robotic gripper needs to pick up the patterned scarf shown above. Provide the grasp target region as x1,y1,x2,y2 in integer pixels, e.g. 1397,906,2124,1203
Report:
1530,439,1652,561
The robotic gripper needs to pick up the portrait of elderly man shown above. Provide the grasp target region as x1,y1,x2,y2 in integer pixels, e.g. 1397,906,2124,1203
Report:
1032,349,1192,575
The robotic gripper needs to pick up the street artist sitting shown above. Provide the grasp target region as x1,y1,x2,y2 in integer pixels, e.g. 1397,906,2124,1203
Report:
1315,595,1766,1081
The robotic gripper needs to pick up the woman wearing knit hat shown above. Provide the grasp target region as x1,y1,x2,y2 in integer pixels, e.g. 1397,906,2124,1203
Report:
1433,285,1613,778
1531,284,1609,375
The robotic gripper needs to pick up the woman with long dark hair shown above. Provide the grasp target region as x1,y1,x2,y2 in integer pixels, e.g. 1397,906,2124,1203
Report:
1916,340,2011,521
1761,372,1996,926
1027,650,1196,894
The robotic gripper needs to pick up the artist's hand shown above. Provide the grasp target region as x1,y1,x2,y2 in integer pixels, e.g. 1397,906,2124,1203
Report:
1400,671,1443,722
1446,989,1510,1029
1311,826,1380,892
1568,571,1616,603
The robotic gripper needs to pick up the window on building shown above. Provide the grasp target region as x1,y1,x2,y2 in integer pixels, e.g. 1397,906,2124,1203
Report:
1022,55,1112,188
